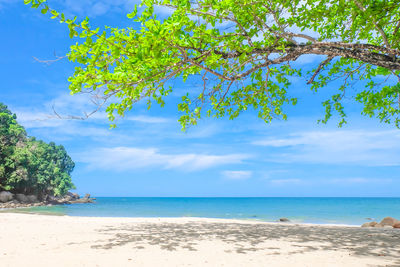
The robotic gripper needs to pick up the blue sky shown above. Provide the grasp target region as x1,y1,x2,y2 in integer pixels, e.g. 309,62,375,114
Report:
1,0,400,197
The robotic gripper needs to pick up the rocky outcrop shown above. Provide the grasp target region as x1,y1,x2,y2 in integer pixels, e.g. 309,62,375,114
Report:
15,194,29,203
66,192,80,199
0,191,94,209
26,195,38,203
361,217,400,229
0,191,13,203
379,217,399,227
361,221,378,227
45,193,94,204
279,218,290,222
69,193,94,204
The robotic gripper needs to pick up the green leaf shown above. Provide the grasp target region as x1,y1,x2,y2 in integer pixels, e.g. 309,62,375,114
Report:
26,0,400,130
41,6,48,14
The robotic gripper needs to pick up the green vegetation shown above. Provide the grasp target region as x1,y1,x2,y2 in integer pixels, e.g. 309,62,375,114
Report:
25,0,400,129
0,103,75,197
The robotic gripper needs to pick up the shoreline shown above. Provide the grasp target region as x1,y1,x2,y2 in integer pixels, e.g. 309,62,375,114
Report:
0,207,361,227
0,213,399,266
3,197,399,229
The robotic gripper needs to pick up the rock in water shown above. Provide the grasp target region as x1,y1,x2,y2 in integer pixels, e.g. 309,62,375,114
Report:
67,193,94,204
379,217,400,227
279,218,290,222
0,191,14,203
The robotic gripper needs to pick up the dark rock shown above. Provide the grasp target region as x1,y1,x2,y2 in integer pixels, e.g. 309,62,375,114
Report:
61,195,73,202
0,191,94,208
57,193,83,204
66,192,80,200
47,195,58,202
15,194,29,203
379,217,399,227
68,193,94,204
0,191,13,203
26,195,38,203
279,218,290,222
47,195,65,204
39,194,48,202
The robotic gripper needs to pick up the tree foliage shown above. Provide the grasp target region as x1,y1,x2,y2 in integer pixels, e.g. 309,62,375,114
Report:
25,0,400,128
0,103,75,196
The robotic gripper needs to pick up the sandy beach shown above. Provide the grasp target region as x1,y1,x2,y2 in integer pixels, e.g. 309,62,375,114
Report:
0,213,399,266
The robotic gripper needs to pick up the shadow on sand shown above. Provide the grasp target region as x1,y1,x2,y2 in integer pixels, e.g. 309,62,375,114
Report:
87,221,400,266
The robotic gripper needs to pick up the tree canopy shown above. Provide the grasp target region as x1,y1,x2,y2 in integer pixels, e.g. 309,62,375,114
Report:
0,103,75,196
25,0,400,128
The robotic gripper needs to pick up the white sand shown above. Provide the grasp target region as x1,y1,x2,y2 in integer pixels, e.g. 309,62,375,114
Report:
0,213,399,267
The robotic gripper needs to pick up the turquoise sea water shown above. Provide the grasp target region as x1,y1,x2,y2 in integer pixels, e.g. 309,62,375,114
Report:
20,197,400,225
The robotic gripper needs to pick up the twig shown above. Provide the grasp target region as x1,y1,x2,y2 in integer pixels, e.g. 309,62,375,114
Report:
307,56,334,84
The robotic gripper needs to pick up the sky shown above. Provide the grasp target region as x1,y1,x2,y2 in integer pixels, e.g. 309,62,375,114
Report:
1,0,400,197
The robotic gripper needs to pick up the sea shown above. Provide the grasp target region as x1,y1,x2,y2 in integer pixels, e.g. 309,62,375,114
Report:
15,197,400,226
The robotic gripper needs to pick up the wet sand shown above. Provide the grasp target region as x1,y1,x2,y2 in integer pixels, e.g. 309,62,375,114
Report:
0,213,399,266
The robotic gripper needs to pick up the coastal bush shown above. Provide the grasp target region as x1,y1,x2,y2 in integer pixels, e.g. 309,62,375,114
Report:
0,103,75,197
25,0,400,129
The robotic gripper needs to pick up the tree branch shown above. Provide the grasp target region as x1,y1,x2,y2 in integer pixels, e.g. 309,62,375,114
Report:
353,0,390,48
307,56,334,84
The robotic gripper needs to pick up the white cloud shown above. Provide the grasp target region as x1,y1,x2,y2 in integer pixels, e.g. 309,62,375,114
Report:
221,170,252,180
15,111,66,128
126,115,171,124
61,0,139,17
13,89,173,130
154,4,175,16
252,129,400,166
91,2,109,16
177,123,220,139
49,124,112,137
269,179,302,185
75,147,251,171
50,92,101,116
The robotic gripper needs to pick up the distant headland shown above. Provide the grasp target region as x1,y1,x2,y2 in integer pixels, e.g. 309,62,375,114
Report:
0,103,92,208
